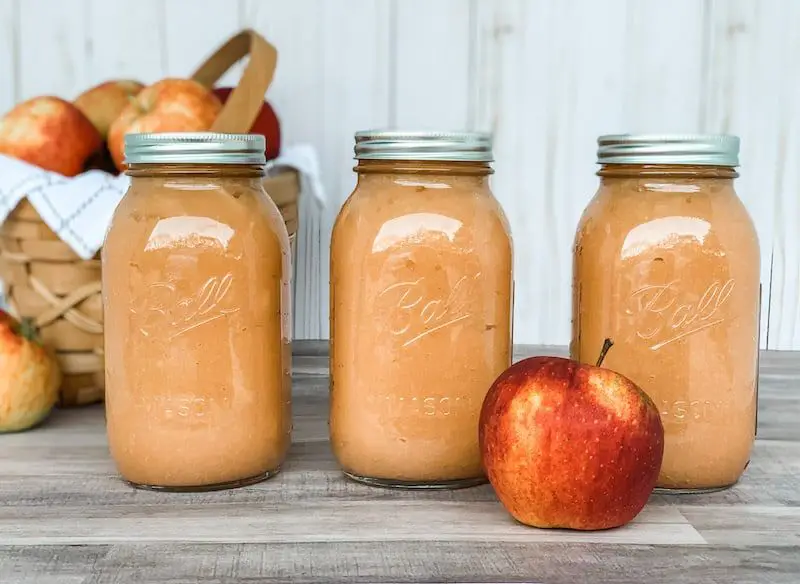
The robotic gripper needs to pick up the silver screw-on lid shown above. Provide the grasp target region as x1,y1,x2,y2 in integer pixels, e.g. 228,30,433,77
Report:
597,134,740,166
354,130,493,162
124,132,267,165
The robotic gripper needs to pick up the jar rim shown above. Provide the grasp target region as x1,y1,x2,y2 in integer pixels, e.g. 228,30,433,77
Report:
124,132,267,165
597,134,740,167
354,130,494,162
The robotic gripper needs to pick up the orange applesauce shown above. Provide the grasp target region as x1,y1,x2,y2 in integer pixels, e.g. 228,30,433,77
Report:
102,133,292,491
571,134,760,493
330,131,514,489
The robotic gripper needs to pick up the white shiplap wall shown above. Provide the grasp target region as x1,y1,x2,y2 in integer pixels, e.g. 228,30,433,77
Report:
0,0,797,349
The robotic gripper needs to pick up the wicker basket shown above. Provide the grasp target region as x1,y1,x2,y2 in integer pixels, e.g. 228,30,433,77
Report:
0,29,298,407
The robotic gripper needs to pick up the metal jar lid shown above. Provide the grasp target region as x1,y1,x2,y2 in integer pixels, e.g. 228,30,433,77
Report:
354,130,493,162
597,134,740,167
124,132,267,165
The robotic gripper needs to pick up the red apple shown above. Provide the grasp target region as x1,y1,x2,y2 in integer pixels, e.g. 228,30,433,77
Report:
74,79,144,140
479,340,664,531
108,78,223,171
0,96,102,177
212,86,281,160
0,310,61,433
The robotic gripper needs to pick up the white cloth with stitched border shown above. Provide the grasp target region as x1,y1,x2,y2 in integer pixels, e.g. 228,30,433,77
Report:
0,144,327,339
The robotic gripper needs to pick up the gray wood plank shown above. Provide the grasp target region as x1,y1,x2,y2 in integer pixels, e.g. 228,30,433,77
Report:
681,505,800,546
1,342,799,583
0,500,703,546
1,438,797,506
1,543,799,584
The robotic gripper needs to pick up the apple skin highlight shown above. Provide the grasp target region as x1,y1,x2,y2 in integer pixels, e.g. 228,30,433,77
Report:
0,96,102,177
479,355,665,531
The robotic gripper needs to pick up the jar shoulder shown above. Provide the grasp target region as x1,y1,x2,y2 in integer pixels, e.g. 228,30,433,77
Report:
104,181,289,259
574,184,759,258
332,182,511,252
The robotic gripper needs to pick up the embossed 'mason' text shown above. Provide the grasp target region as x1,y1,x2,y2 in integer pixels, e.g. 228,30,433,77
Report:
659,398,738,424
378,273,480,347
625,278,735,350
368,394,474,418
132,273,240,339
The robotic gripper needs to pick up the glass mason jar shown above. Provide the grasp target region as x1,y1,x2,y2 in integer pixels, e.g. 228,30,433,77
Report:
102,133,292,491
330,130,514,489
570,134,760,493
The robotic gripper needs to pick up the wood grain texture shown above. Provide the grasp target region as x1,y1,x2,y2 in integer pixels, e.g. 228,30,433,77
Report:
700,0,797,350
743,0,800,351
162,0,242,85
622,0,706,133
3,542,800,584
16,0,88,101
85,0,165,89
393,0,474,129
0,342,797,583
0,0,16,114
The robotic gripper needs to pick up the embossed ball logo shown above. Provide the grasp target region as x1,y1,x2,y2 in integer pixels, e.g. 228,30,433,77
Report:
131,273,240,340
376,272,481,348
624,278,735,350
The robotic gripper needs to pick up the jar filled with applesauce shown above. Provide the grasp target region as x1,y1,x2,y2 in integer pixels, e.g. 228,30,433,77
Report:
330,130,514,489
571,134,760,493
102,132,292,491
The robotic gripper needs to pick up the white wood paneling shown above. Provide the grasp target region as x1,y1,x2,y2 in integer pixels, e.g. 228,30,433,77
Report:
1,0,799,347
701,0,793,349
770,16,800,350
84,0,165,91
393,0,474,130
17,0,89,100
621,0,706,133
745,0,800,350
0,0,15,114
163,0,243,86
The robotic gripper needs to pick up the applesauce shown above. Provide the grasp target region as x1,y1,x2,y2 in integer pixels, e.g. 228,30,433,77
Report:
330,130,513,488
571,134,760,492
102,132,292,491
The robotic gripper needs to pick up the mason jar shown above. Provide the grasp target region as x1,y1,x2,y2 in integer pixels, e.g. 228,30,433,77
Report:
330,130,514,489
570,134,760,492
103,132,292,491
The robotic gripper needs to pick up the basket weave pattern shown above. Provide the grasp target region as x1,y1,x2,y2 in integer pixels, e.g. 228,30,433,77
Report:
0,200,104,406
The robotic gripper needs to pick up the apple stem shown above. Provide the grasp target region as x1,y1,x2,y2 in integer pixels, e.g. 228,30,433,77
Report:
596,338,614,367
17,317,42,345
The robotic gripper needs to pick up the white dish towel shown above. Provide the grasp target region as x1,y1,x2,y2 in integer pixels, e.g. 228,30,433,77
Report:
0,145,327,340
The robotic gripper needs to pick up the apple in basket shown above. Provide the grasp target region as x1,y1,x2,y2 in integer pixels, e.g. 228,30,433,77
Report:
74,79,145,140
0,309,61,433
478,339,664,531
108,78,223,171
0,96,103,177
212,86,281,161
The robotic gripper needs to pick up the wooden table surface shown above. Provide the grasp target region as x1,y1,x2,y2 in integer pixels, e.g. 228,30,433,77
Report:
1,342,798,584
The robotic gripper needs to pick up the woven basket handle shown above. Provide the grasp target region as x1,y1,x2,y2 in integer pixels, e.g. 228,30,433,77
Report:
190,29,278,134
